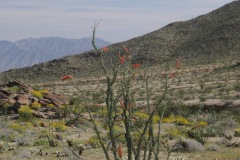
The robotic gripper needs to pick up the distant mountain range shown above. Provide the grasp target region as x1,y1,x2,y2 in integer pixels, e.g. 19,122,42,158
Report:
0,1,240,83
0,37,111,72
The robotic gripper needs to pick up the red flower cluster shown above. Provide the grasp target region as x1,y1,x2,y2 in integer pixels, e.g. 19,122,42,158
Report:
101,46,109,52
118,52,126,65
169,72,176,78
61,75,73,81
132,63,141,69
118,144,123,158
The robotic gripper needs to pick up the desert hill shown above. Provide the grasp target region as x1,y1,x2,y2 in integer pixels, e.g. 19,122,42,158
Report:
0,1,240,83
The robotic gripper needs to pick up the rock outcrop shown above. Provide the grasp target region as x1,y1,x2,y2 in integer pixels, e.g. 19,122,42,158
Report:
0,80,68,118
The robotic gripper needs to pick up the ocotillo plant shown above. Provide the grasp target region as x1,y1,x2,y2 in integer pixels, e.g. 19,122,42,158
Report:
65,23,179,160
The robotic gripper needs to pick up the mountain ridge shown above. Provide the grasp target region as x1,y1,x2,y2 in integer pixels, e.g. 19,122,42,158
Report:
0,37,111,72
0,1,240,83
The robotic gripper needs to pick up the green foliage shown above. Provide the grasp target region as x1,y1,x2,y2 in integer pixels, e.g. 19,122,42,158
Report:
187,127,208,145
33,138,49,146
87,136,102,148
164,128,187,139
134,117,146,128
234,128,240,137
9,122,33,133
7,86,21,93
18,105,34,121
0,102,11,115
132,130,149,149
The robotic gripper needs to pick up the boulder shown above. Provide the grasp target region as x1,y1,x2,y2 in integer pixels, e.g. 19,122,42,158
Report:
43,92,68,107
15,94,30,105
181,139,205,152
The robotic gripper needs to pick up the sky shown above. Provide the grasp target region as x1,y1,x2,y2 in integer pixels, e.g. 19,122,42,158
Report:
0,0,234,43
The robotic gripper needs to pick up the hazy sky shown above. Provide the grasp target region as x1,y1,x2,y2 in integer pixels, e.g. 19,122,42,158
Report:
0,0,233,43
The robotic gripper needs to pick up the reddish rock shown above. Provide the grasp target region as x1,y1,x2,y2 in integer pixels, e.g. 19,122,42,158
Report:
8,98,16,104
43,92,68,107
16,94,30,105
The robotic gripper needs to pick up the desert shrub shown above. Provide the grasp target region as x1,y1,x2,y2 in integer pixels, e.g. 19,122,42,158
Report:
18,105,34,121
30,102,41,110
7,86,21,93
153,115,160,123
165,128,187,139
207,144,220,151
170,156,188,160
134,112,149,119
175,117,189,126
31,119,44,127
163,115,189,126
132,131,149,149
9,122,33,133
0,121,17,142
205,126,224,137
33,138,49,146
0,102,11,115
87,136,102,148
234,128,240,137
82,121,93,128
14,130,35,146
234,83,240,91
46,103,55,107
187,128,208,145
88,104,103,113
107,125,124,138
196,121,208,127
134,117,146,128
31,90,43,99
38,89,49,94
158,100,198,118
162,114,176,123
52,120,68,131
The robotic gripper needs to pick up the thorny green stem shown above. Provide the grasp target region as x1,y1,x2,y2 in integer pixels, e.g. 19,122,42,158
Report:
92,23,120,160
71,80,110,160
155,76,169,160
135,75,169,160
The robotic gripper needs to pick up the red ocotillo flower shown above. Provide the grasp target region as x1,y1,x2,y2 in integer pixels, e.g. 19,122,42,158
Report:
61,75,73,81
118,52,126,65
101,46,109,52
169,72,176,78
132,63,141,69
118,143,123,159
